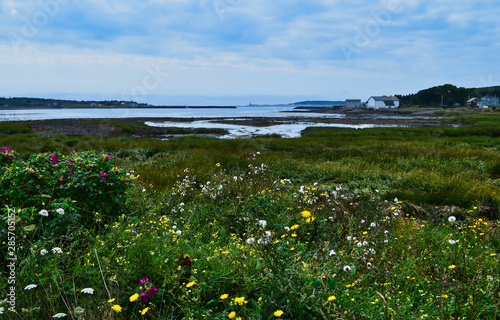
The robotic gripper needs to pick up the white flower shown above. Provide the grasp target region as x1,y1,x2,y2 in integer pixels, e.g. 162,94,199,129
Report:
384,239,389,244
384,230,389,234
0,307,3,315
172,225,177,230
394,197,398,202
56,208,64,215
81,288,95,294
284,227,290,232
448,239,458,245
343,266,352,272
142,188,146,192
52,247,63,254
265,231,272,238
487,276,494,282
257,238,269,245
39,209,49,217
246,237,255,245
175,230,182,236
448,216,457,223
356,242,362,248
53,313,67,318
40,249,48,255
361,220,365,224
329,250,336,256
367,262,372,268
24,284,37,290
347,236,352,241
328,216,334,221
258,220,267,229
370,222,376,228
362,241,368,246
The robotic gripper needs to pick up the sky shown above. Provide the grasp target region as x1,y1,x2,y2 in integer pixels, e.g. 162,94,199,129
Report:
0,0,499,105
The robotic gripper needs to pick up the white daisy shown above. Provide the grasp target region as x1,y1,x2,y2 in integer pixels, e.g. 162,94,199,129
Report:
24,284,37,290
52,247,63,254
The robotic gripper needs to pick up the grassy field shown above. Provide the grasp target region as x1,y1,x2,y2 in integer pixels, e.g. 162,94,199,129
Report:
0,110,499,319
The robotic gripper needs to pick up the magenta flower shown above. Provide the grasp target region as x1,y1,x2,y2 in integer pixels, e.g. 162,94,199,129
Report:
148,286,159,296
100,173,107,180
139,277,149,285
69,172,74,177
67,158,74,166
48,154,59,165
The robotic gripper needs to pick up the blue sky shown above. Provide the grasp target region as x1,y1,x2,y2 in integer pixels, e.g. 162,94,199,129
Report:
0,0,499,105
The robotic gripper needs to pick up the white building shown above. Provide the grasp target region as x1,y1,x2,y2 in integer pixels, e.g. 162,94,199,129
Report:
346,99,363,108
366,96,400,109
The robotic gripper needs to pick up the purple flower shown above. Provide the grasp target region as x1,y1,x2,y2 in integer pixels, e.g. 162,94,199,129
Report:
100,173,107,180
67,158,74,166
139,277,149,285
69,172,74,177
148,286,159,296
48,154,59,165
140,290,150,303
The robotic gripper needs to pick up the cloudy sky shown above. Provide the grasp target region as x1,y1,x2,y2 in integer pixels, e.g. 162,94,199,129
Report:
0,0,499,105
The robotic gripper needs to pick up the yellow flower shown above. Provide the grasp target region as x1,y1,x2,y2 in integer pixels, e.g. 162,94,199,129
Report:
141,307,150,315
290,247,295,251
186,281,196,288
108,298,115,303
216,163,221,167
236,318,242,320
234,296,247,305
328,295,336,301
448,265,456,269
301,210,311,218
111,305,122,313
274,310,284,317
228,311,236,319
441,294,449,299
306,217,315,223
290,224,300,230
129,293,140,302
220,294,229,299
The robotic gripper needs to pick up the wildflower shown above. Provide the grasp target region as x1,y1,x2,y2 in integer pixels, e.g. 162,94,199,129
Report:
39,209,49,217
441,294,449,299
130,293,140,302
56,208,64,215
139,277,149,285
246,237,255,245
40,249,48,255
370,222,376,227
141,307,150,315
301,210,311,218
74,307,85,317
52,247,63,254
328,295,336,302
265,231,272,238
448,239,458,245
100,173,107,180
343,266,352,272
290,224,299,230
220,294,229,299
111,305,122,313
487,276,494,282
306,217,315,223
176,230,182,236
448,216,456,223
274,310,284,317
258,220,267,228
234,296,247,305
0,307,3,315
52,313,67,318
108,298,115,303
186,281,196,288
216,163,221,167
24,284,37,290
347,236,352,241
329,250,336,256
23,224,35,232
81,288,94,294
228,311,236,319
448,265,456,269
48,153,59,164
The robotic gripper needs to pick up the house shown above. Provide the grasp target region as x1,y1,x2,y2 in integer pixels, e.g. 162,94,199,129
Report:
466,97,479,107
366,96,400,109
346,99,363,108
478,96,499,108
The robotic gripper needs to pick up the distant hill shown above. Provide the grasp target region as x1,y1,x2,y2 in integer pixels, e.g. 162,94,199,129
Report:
396,84,500,107
291,100,346,106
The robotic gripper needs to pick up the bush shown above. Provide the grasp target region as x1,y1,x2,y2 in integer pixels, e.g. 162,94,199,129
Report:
0,149,133,223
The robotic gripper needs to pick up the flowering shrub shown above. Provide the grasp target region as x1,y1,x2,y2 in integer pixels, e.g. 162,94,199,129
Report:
0,149,133,223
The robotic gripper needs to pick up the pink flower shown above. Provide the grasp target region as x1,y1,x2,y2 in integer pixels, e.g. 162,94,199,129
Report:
139,277,149,285
48,154,59,165
100,173,107,180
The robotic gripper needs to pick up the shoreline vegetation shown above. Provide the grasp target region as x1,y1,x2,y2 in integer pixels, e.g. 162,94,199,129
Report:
0,108,499,319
